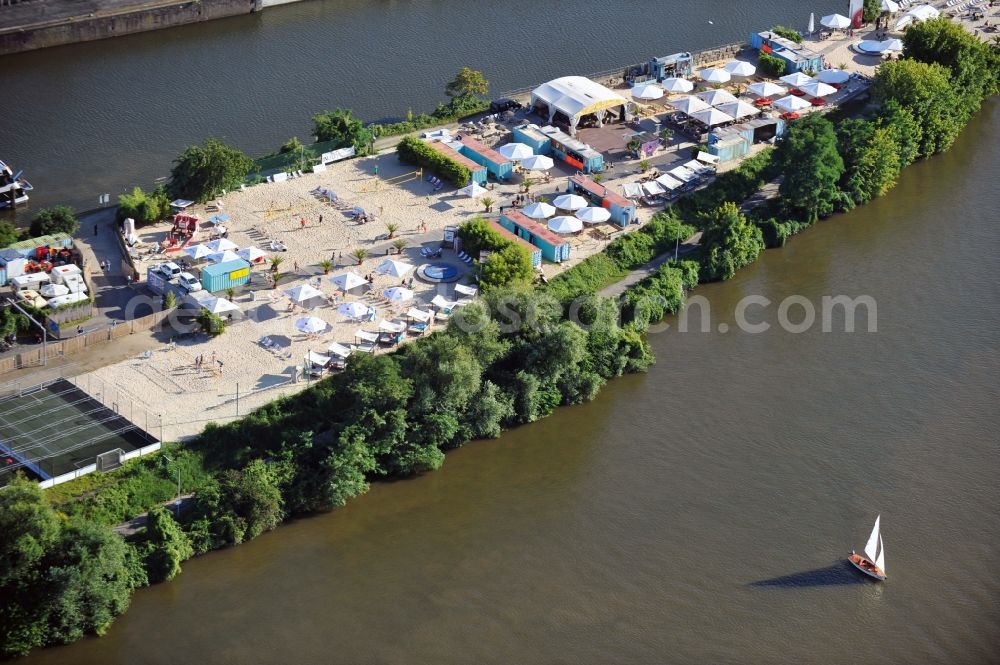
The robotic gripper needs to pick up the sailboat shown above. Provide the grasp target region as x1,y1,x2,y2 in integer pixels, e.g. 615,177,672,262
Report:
848,515,887,581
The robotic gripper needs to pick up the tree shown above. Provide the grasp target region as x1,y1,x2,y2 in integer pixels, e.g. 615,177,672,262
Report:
319,259,333,274
699,202,765,282
659,127,674,146
879,100,922,169
279,136,303,154
312,109,374,154
836,118,902,204
871,59,962,158
141,507,193,583
0,220,18,248
270,255,284,271
168,138,254,203
757,51,787,77
775,114,845,222
196,307,225,337
862,0,881,23
445,67,489,99
481,243,534,289
392,238,407,254
351,248,368,265
29,205,79,237
117,186,171,225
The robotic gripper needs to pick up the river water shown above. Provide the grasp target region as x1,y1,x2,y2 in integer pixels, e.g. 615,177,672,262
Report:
21,101,1000,664
2,0,838,213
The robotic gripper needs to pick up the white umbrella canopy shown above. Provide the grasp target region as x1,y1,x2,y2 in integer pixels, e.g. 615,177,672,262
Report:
690,108,736,127
662,77,694,93
880,38,904,52
714,101,761,120
522,201,556,219
724,61,757,77
631,82,664,100
748,81,788,97
699,68,731,84
458,182,487,198
285,283,323,303
820,13,851,29
881,0,900,11
817,69,850,85
183,244,213,260
204,238,238,252
799,81,838,97
669,95,711,114
773,95,812,113
377,259,414,277
547,216,583,234
337,302,371,319
695,89,739,106
780,72,815,87
575,206,611,224
552,194,589,211
330,271,366,291
237,246,268,263
520,155,554,171
203,297,240,314
40,283,69,297
208,250,241,264
496,143,534,160
383,287,414,303
294,316,327,334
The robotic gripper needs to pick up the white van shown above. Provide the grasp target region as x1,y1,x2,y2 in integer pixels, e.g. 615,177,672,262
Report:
50,264,83,285
45,292,88,308
10,272,51,293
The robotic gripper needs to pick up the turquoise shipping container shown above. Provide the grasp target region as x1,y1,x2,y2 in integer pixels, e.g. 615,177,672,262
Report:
201,258,251,292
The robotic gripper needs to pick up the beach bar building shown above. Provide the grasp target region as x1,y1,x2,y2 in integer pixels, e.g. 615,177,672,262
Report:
458,136,514,181
749,31,824,73
540,126,604,173
530,76,632,136
201,258,251,292
511,124,552,156
498,210,571,263
427,141,488,185
488,220,542,268
648,52,694,81
567,174,637,227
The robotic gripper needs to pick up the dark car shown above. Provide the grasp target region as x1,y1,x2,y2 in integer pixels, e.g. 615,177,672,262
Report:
490,97,523,113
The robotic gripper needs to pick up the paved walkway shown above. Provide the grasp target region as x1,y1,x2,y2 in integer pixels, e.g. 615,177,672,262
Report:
113,493,195,537
598,232,702,299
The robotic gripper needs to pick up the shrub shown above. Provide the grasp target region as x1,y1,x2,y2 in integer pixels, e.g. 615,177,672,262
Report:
30,205,79,237
168,139,254,203
771,25,803,43
757,51,787,78
0,220,18,248
312,109,373,155
396,135,471,187
117,186,171,225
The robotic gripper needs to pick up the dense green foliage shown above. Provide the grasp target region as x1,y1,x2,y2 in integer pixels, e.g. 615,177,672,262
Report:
674,149,779,220
836,118,903,205
139,507,193,583
372,97,491,138
774,114,845,222
30,205,79,238
168,138,255,203
457,218,534,289
863,0,881,23
0,220,19,247
312,108,374,155
396,135,472,187
117,186,172,225
445,67,490,98
757,51,787,78
770,25,803,43
871,59,962,158
196,307,226,337
698,202,765,282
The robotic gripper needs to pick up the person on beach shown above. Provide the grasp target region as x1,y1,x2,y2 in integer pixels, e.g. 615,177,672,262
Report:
299,218,306,230
318,214,323,225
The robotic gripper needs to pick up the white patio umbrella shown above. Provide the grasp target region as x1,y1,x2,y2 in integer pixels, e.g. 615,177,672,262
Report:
376,259,414,277
881,0,900,12
690,108,736,127
458,182,487,198
548,216,583,234
773,95,812,113
383,287,414,303
294,316,327,334
780,72,815,87
724,61,756,77
631,82,664,100
285,283,323,303
520,155,554,171
575,207,611,224
695,88,739,106
208,250,241,264
817,69,850,85
237,246,268,263
522,201,556,219
203,297,239,315
748,81,787,97
821,13,851,29
496,143,534,160
799,81,838,98
204,238,238,252
662,77,694,93
880,38,904,52
808,12,815,34
714,101,760,120
330,272,366,291
183,244,213,261
40,283,69,297
699,68,731,84
668,95,711,114
552,194,589,211
337,302,371,319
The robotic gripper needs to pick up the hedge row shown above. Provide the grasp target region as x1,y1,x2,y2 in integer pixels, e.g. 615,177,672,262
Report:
396,135,472,187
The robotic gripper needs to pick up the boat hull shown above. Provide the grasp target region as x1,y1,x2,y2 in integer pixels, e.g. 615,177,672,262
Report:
848,553,886,581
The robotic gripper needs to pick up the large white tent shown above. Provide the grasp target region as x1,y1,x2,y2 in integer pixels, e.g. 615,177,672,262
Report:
376,259,414,278
714,101,760,120
521,155,554,171
820,13,851,29
285,283,323,304
668,95,711,114
695,89,738,106
690,108,735,127
552,194,589,211
531,76,630,133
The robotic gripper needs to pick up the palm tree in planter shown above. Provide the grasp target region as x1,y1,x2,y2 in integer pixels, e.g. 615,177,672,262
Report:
385,222,399,239
639,159,651,173
392,239,407,255
659,127,674,150
481,196,495,213
626,138,642,159
271,271,281,289
319,259,333,274
270,256,284,273
225,287,236,302
592,173,605,184
522,177,535,194
351,248,368,265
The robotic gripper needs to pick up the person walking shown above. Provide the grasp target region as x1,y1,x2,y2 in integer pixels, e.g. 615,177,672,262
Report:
93,224,98,236
300,217,306,230
318,214,323,225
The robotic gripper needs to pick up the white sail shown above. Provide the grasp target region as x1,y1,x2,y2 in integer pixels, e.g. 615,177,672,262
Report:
876,535,886,573
864,515,881,561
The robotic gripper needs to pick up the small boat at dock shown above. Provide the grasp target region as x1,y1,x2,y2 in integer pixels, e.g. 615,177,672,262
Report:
0,159,32,209
848,514,886,581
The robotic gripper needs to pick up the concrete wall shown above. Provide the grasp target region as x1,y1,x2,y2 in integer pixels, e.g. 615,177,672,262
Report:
0,0,266,55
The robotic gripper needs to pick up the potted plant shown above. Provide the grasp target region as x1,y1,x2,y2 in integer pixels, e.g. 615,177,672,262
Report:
392,239,407,255
319,259,333,274
351,248,368,265
385,222,399,239
270,256,284,273
481,196,495,213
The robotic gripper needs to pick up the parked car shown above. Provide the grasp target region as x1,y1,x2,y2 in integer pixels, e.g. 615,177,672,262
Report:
155,261,182,279
490,97,522,114
178,272,202,292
